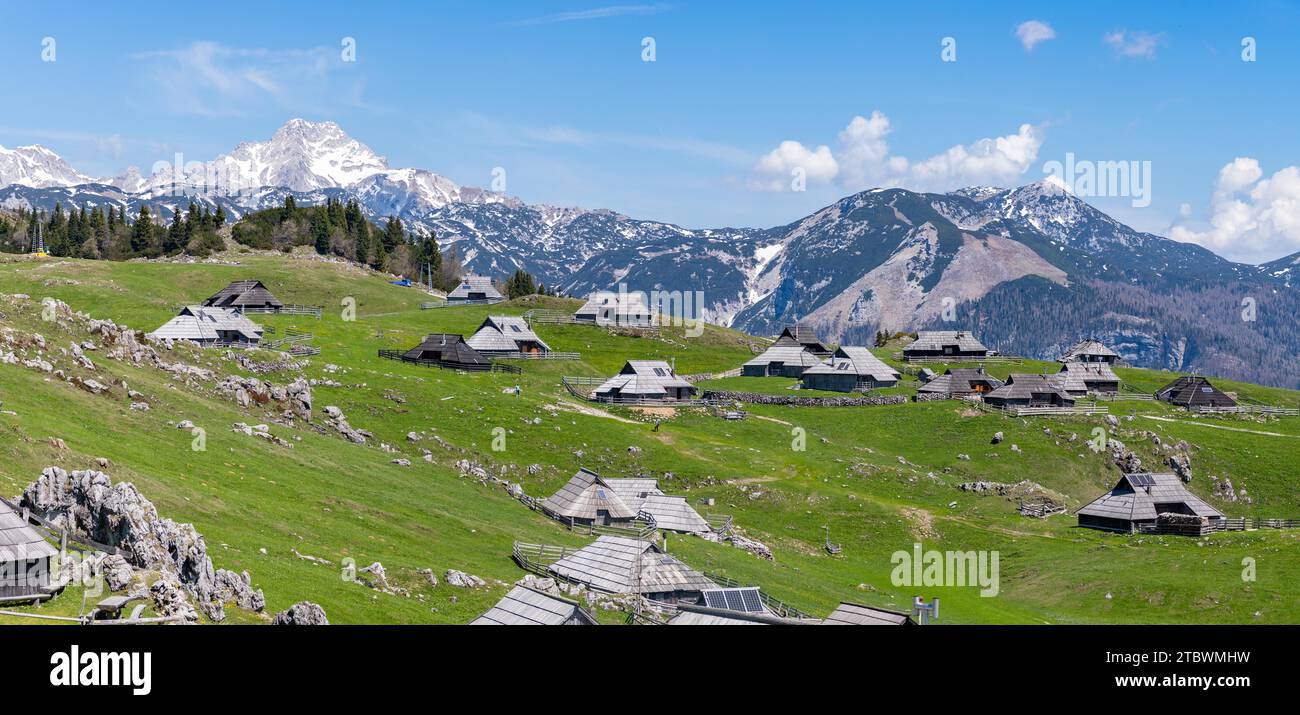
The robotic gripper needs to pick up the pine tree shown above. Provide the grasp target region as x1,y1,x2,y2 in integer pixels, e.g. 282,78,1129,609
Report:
131,205,154,255
311,211,330,255
382,216,404,252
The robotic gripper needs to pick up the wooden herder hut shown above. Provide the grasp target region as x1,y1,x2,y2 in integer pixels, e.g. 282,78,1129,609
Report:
593,360,697,402
470,585,597,625
916,367,1004,398
541,468,640,528
604,477,711,534
742,344,822,377
466,315,550,355
1155,376,1237,409
800,346,900,392
202,280,284,312
148,306,264,347
1053,362,1121,397
573,290,655,327
1059,339,1120,365
1076,473,1225,533
902,330,991,362
401,333,491,368
0,498,58,602
775,325,832,358
446,275,504,304
983,374,1076,409
545,535,716,604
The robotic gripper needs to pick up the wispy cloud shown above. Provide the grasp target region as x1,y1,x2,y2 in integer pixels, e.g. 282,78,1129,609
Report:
133,41,362,117
513,4,672,26
455,111,752,166
1103,29,1163,59
0,127,127,158
1015,20,1056,52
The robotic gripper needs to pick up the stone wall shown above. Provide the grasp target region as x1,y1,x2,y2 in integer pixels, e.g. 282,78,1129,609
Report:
701,390,908,407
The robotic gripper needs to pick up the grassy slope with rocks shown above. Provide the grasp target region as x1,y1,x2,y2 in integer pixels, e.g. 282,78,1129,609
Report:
0,252,1296,625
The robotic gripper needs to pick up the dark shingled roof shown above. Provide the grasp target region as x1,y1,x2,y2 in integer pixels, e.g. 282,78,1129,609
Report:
202,280,284,309
774,325,831,356
1155,376,1237,408
401,333,490,366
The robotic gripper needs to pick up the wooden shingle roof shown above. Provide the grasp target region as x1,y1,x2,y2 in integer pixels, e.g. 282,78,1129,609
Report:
904,330,989,354
603,477,710,534
916,367,1004,394
0,498,59,563
575,290,654,319
801,346,900,382
148,306,264,342
1155,376,1237,407
775,325,831,355
1053,362,1121,392
202,280,284,309
822,602,915,625
1059,340,1119,362
401,333,491,365
546,536,716,595
470,586,596,625
743,345,823,369
594,360,696,398
466,315,550,353
1077,473,1224,523
541,468,638,521
984,374,1075,403
446,275,503,301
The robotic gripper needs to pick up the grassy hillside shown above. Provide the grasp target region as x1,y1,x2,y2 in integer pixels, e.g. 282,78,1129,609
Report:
1,252,1297,625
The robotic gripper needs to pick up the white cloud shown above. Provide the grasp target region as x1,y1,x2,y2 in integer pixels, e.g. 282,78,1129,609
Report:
1171,158,1300,263
1103,30,1162,59
749,111,1044,193
1015,20,1056,51
134,42,355,117
749,141,839,191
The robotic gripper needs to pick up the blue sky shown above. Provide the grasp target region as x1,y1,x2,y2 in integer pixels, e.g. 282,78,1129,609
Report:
2,1,1299,262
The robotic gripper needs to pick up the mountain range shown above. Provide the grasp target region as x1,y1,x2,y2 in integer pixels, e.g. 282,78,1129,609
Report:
2,119,1298,388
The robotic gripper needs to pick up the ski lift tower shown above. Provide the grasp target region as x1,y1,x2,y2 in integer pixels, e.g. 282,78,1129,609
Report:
31,216,47,257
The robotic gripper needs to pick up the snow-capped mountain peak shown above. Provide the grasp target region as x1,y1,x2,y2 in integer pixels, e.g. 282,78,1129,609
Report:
212,118,391,192
0,144,94,188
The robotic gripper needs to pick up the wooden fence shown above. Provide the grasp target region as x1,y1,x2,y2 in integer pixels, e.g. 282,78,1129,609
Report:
511,542,577,576
980,403,1110,417
378,349,522,374
1137,517,1300,536
241,305,322,318
263,328,313,349
422,298,504,309
1191,405,1299,417
493,350,582,360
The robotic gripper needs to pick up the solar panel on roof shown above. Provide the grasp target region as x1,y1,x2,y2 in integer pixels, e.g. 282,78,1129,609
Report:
702,587,765,613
